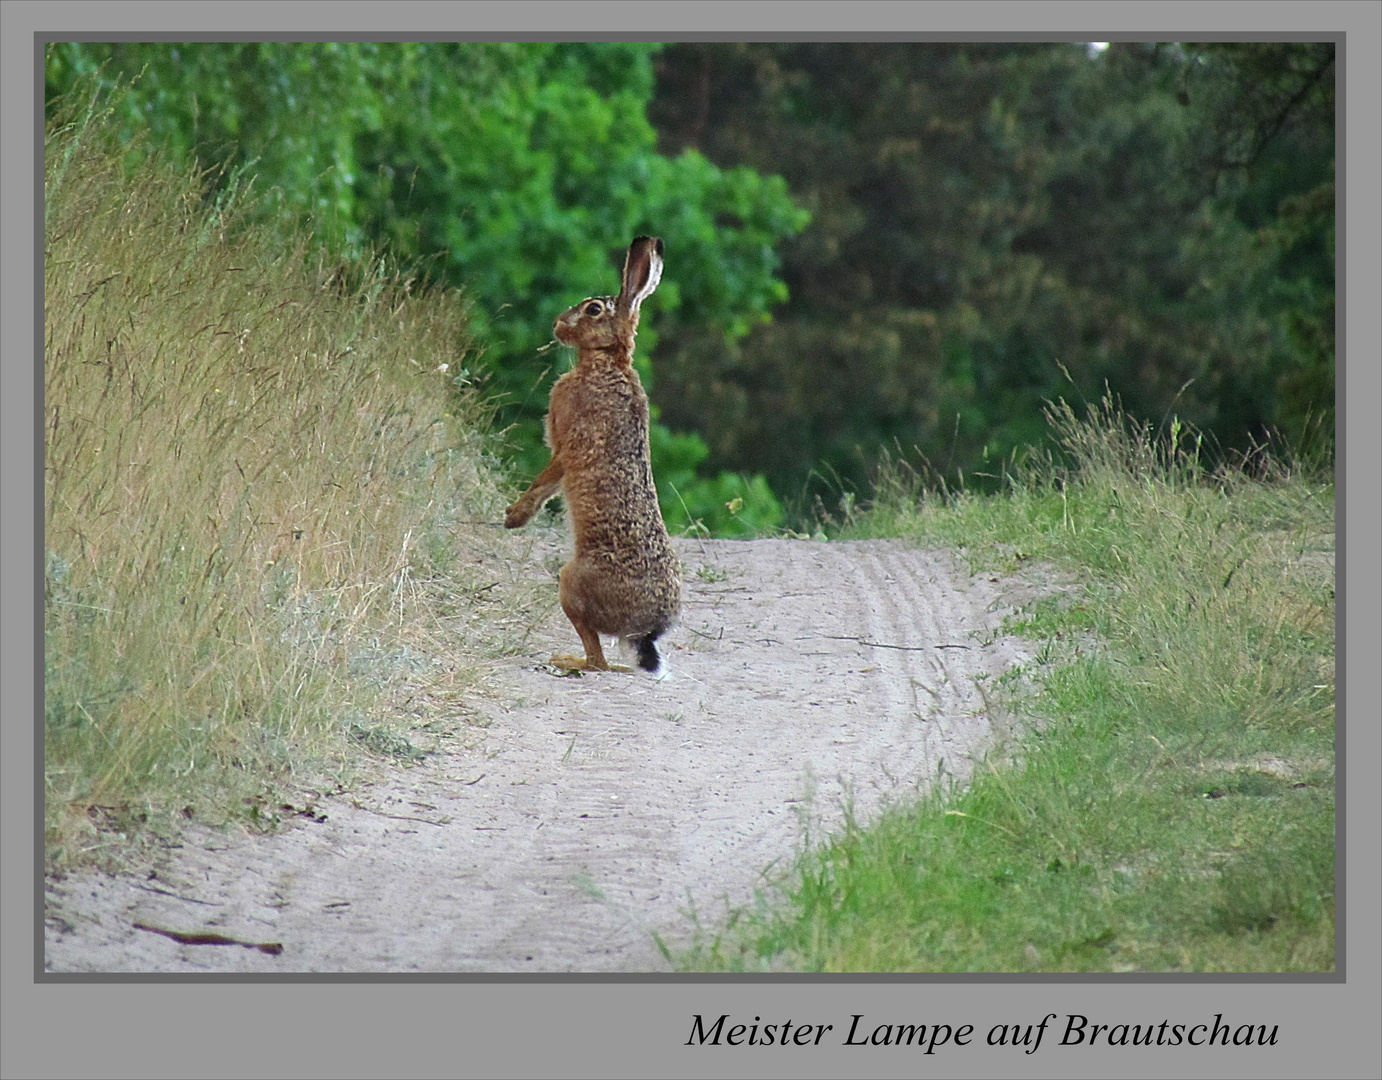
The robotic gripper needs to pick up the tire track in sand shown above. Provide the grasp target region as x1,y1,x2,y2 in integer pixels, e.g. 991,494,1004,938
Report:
45,538,1041,972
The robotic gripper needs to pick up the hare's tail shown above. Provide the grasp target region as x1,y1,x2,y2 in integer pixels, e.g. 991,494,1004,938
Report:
628,631,666,677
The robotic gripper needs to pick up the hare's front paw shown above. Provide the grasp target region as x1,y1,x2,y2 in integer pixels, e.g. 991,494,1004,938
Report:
504,501,532,529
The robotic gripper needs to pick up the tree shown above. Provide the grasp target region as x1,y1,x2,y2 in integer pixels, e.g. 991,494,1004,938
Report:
1178,42,1335,458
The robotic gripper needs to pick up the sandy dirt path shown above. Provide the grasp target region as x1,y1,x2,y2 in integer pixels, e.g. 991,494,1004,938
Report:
44,537,1043,973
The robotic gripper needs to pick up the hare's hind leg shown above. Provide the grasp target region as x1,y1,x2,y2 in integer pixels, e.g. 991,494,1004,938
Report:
548,607,607,671
549,614,633,672
551,562,632,672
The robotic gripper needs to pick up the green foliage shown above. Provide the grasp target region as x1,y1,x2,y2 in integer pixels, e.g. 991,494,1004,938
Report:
649,43,1335,503
680,402,1334,972
45,42,806,536
650,423,783,537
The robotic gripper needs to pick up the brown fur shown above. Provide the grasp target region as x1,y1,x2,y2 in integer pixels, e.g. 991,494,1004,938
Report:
504,237,680,672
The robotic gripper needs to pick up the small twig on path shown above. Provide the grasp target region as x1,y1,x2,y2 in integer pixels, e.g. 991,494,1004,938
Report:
131,882,220,906
133,922,283,955
350,801,450,827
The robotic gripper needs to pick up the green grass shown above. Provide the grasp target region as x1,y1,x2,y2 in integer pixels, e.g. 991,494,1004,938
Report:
43,87,533,869
679,400,1335,972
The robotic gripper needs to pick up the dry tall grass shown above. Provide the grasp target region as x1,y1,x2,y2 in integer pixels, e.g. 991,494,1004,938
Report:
44,91,526,866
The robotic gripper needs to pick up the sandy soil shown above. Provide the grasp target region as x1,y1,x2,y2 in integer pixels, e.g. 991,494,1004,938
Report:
44,537,1048,973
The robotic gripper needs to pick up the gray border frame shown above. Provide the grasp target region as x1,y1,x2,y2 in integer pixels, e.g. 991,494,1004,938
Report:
5,3,1379,1078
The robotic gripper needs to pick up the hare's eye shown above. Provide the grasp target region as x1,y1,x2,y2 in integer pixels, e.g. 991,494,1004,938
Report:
584,302,603,317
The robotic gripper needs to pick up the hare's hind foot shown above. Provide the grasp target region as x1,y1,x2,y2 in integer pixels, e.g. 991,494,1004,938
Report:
547,653,633,673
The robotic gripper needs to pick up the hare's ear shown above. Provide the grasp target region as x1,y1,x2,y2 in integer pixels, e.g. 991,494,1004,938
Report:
616,236,663,318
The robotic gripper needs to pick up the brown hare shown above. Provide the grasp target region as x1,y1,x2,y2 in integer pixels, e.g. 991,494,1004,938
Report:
504,236,680,675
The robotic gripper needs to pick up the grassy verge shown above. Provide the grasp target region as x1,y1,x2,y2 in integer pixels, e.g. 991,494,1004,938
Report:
44,89,537,869
680,400,1335,972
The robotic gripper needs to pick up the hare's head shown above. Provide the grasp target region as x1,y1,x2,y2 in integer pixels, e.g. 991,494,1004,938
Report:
554,236,663,357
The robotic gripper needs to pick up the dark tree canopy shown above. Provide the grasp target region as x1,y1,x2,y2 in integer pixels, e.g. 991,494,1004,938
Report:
648,42,1334,503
